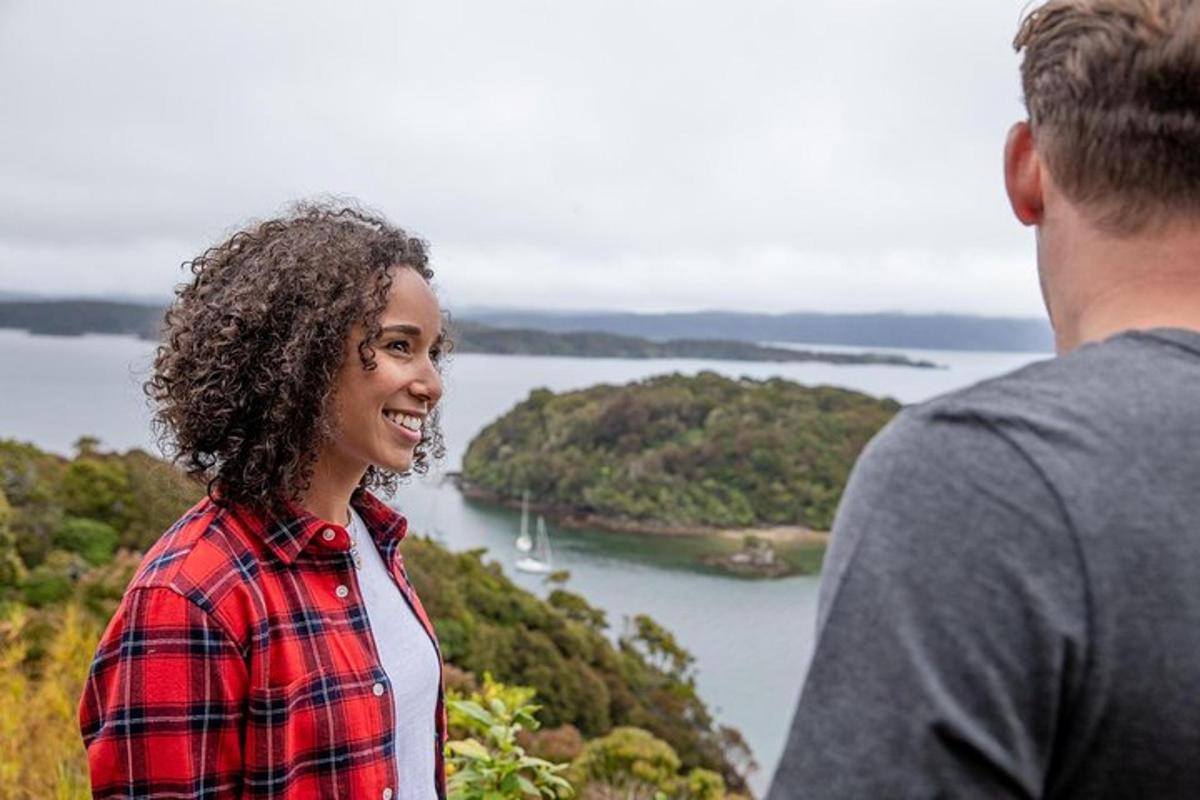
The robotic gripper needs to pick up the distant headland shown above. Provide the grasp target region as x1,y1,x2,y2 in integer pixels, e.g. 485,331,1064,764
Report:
0,299,942,368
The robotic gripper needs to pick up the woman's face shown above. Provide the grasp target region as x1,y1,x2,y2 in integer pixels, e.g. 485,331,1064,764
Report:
323,266,444,478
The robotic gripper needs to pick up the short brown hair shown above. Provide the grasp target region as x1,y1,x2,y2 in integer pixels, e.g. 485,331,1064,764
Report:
1015,0,1200,233
147,201,448,512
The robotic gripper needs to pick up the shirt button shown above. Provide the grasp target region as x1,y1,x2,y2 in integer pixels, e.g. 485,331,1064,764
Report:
372,682,385,696
335,584,349,599
322,529,336,541
382,789,393,800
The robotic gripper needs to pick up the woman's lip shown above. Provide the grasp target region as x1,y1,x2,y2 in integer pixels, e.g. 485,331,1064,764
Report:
383,411,422,444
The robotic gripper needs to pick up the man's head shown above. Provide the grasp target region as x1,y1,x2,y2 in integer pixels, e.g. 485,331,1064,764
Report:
1006,0,1200,351
1012,0,1200,234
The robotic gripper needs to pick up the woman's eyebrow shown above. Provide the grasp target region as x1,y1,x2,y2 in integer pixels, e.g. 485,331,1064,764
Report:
379,323,423,336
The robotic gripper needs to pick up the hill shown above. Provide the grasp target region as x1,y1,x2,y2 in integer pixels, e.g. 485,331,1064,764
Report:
462,372,900,533
453,321,937,367
460,309,1055,353
0,300,163,339
0,299,938,367
0,438,748,791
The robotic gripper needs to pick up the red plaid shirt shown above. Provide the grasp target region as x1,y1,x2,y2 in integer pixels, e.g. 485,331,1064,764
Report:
79,491,446,799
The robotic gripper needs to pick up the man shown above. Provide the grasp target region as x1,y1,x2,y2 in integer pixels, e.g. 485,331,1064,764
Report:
768,1,1200,798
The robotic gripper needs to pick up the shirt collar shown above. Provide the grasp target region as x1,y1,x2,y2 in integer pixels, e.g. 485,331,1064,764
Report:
231,490,409,565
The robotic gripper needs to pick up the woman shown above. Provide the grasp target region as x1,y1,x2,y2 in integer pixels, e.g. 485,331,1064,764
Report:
80,203,450,800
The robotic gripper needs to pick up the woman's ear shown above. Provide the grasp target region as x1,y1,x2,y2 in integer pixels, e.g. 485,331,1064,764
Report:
1004,121,1045,227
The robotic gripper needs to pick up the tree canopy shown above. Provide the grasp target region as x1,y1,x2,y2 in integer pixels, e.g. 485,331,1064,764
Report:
463,372,900,531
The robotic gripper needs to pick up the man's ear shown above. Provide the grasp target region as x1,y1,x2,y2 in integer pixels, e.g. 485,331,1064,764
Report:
1004,121,1044,226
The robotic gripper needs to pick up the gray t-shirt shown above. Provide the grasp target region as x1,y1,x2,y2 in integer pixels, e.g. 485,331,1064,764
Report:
768,328,1200,799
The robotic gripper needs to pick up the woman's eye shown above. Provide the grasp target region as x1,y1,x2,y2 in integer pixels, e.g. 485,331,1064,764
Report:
388,340,411,354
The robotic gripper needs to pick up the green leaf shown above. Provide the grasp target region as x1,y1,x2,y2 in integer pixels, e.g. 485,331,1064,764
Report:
447,739,491,760
451,700,496,729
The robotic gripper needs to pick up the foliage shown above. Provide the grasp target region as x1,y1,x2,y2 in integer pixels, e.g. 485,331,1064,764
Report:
463,372,899,531
568,727,726,800
0,603,96,799
623,615,695,683
0,438,202,575
0,438,753,795
404,538,743,786
0,488,25,588
53,518,119,566
445,673,574,799
61,457,133,531
547,589,607,631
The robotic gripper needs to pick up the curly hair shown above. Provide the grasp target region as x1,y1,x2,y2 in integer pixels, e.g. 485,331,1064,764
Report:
146,201,449,512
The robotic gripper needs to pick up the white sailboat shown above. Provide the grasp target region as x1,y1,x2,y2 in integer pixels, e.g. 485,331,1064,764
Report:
515,515,554,574
515,491,533,553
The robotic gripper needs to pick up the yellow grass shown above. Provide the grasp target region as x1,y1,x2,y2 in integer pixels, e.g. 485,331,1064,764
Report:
0,604,95,800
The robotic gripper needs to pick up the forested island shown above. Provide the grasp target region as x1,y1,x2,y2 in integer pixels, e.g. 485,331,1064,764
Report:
463,308,1056,353
0,299,937,368
453,321,937,367
0,438,750,797
462,372,900,576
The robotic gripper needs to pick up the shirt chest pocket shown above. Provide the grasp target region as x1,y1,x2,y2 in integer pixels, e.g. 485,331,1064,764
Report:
244,670,394,797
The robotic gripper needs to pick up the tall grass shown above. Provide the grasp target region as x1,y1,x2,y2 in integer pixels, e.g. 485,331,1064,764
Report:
0,604,95,800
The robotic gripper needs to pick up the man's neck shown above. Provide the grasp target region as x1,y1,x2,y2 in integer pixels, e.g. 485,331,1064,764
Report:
1046,219,1200,353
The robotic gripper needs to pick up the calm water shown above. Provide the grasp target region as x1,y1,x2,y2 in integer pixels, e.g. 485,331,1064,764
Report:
0,328,1046,792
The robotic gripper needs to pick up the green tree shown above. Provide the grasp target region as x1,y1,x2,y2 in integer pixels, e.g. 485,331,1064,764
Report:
566,726,726,799
61,458,133,531
52,517,120,566
462,373,898,532
624,615,694,683
568,726,681,797
0,488,25,589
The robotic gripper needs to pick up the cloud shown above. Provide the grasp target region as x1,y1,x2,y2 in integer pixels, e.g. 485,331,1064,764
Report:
0,0,1040,314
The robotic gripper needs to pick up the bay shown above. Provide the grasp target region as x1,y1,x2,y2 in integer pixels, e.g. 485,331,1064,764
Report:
0,327,1047,793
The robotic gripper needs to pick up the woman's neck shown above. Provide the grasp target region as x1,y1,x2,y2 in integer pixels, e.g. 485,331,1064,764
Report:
298,451,366,526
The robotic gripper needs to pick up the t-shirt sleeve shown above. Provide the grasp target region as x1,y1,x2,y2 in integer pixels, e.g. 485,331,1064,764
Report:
768,408,1089,800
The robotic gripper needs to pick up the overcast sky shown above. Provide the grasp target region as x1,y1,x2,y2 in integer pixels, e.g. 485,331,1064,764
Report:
0,1,1046,316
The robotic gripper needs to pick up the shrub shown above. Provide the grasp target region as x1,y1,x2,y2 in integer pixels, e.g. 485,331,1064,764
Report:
445,673,573,799
0,603,96,799
52,517,120,566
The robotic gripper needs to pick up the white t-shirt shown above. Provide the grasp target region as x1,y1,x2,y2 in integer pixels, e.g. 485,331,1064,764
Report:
349,507,441,800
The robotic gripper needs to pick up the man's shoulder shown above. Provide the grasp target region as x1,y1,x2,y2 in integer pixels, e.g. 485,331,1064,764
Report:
865,354,1065,470
844,352,1093,528
909,346,1097,431
892,330,1196,457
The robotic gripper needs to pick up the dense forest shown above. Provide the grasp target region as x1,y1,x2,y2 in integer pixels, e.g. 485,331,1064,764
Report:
0,439,750,798
0,300,936,367
463,372,900,532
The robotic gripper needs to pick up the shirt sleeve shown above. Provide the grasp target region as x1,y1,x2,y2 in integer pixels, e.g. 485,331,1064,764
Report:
79,585,249,799
767,409,1089,800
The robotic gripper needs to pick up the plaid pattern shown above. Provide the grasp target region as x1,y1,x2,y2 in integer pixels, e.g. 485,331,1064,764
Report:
79,492,446,799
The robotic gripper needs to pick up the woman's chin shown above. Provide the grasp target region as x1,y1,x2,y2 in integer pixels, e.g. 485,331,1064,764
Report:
372,450,415,474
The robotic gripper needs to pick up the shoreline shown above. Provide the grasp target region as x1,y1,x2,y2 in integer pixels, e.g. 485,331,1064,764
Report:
458,481,829,579
459,481,829,543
